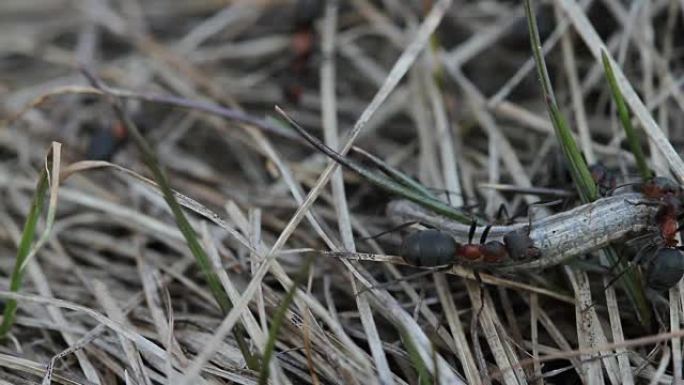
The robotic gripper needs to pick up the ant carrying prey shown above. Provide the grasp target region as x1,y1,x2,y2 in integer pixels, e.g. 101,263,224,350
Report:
608,176,684,292
400,222,541,268
637,176,684,291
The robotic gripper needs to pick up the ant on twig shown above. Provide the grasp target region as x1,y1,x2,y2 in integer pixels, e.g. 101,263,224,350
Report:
608,176,684,292
400,221,540,268
637,177,684,291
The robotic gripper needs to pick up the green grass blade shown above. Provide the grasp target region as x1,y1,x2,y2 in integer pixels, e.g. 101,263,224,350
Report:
351,146,439,200
0,153,50,337
601,50,653,180
82,69,258,368
400,330,433,385
601,247,650,323
524,0,651,327
275,111,476,224
258,254,315,385
524,0,597,203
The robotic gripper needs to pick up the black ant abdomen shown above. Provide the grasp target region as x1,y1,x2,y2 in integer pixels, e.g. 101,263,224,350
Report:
401,230,459,267
646,248,684,292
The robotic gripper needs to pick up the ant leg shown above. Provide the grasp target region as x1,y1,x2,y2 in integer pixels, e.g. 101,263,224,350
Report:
603,265,635,291
479,225,492,245
468,271,490,380
473,270,486,320
468,221,477,244
604,246,659,291
606,181,640,197
607,242,651,275
526,199,564,234
494,203,510,224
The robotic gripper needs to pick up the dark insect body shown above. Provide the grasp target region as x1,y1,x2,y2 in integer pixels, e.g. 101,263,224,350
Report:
641,176,681,200
645,248,684,292
589,163,617,195
636,176,684,290
640,176,683,248
281,0,320,104
401,230,457,267
88,120,128,160
399,223,540,267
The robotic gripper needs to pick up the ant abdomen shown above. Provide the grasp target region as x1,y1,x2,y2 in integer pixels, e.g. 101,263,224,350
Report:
401,230,459,267
646,248,684,292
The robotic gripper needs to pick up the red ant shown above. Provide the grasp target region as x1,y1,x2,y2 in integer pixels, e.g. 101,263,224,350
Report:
458,224,508,263
400,222,540,268
641,176,681,200
639,176,683,247
282,1,320,104
624,176,684,291
88,119,128,160
589,163,617,196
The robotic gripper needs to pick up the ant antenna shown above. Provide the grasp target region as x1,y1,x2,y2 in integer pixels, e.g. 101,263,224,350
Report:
605,181,641,196
494,204,511,225
479,225,492,245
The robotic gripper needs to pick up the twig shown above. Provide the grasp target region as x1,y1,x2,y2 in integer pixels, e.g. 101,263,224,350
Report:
388,193,659,271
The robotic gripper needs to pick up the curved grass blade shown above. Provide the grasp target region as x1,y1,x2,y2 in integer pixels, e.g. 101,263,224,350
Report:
524,0,650,327
601,50,653,180
81,68,259,369
351,146,439,200
524,1,597,203
0,144,58,337
258,253,315,385
275,110,475,224
400,329,433,385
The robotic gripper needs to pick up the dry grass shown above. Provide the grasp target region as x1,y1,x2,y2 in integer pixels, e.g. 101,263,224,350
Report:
1,0,684,384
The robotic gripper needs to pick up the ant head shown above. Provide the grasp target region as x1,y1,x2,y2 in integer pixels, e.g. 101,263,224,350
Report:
646,248,684,292
655,197,682,224
589,163,616,190
503,230,540,260
642,176,681,199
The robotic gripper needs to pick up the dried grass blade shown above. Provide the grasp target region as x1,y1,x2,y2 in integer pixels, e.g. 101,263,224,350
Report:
555,0,684,182
276,110,472,223
258,254,315,385
352,146,438,200
524,0,597,203
524,0,650,327
80,69,257,369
